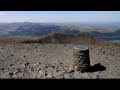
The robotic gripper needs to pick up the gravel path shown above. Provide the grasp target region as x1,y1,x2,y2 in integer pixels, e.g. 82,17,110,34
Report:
0,44,120,79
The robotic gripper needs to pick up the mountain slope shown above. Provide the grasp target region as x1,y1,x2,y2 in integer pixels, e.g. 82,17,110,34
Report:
0,22,120,41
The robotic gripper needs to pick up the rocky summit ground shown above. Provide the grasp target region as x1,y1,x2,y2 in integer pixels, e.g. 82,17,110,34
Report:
0,44,120,79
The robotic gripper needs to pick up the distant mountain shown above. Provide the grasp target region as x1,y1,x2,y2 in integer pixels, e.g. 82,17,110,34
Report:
0,22,120,40
0,22,81,38
0,22,61,37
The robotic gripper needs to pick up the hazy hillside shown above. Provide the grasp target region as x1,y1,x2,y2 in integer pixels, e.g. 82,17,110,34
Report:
0,22,120,41
0,22,62,37
21,33,94,44
20,33,113,46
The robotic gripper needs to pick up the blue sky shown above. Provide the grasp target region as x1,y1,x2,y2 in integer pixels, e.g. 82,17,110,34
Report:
0,11,120,23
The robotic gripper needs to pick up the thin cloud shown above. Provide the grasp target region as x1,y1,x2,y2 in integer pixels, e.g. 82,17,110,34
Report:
0,12,7,16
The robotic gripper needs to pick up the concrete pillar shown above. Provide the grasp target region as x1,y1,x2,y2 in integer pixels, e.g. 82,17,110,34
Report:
70,45,90,72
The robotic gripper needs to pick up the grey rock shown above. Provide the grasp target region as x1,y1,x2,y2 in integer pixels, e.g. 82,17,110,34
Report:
63,73,72,79
0,44,120,79
37,70,46,78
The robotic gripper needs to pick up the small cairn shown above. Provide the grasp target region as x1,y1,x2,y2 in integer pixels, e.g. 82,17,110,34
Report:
69,45,90,73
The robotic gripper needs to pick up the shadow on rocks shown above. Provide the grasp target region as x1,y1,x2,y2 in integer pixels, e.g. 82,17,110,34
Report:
81,63,106,73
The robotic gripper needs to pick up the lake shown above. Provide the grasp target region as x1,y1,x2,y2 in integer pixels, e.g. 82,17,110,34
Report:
96,36,120,41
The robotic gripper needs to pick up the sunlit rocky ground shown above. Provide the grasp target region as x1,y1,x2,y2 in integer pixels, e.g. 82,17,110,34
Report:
0,44,120,79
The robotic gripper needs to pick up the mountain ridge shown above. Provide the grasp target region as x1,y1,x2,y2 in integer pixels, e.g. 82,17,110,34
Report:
0,22,120,40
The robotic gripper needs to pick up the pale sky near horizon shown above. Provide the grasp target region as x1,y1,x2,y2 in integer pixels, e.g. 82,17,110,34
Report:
0,11,120,23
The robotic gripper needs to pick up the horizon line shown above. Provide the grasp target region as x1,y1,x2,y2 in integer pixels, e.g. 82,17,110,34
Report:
0,21,120,23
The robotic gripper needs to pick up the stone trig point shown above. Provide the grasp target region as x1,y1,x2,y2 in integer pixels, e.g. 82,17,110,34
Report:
69,45,90,73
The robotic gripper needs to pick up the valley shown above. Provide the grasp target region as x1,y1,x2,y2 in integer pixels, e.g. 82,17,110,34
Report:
0,22,120,42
